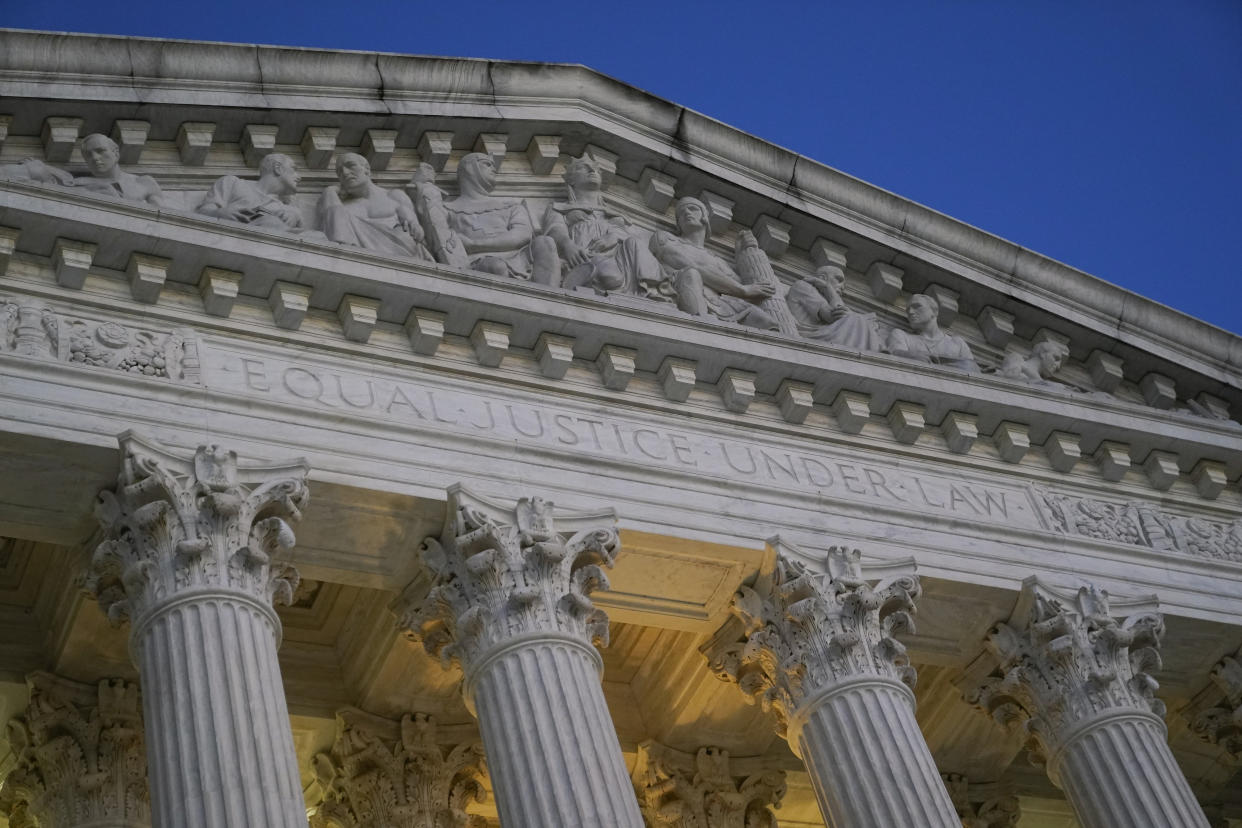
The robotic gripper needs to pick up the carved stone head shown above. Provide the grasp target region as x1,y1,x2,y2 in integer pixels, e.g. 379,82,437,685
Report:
259,152,300,197
457,152,497,194
563,156,603,199
906,293,940,333
335,152,372,193
674,196,709,235
80,133,120,178
1032,340,1069,378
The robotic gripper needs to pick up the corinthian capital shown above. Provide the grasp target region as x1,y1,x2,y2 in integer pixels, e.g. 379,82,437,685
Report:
964,579,1165,769
394,484,620,672
309,708,486,828
703,538,921,738
1189,652,1242,760
0,672,150,828
85,432,310,625
942,773,1020,828
632,741,785,828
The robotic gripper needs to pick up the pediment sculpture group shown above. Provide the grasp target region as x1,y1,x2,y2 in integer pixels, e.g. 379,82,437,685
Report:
0,133,1122,393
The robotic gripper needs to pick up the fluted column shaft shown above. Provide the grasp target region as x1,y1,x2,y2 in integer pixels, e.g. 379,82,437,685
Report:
397,487,641,828
791,677,959,828
1052,711,1208,828
86,435,312,828
706,541,955,828
133,595,304,828
968,580,1210,828
468,636,641,827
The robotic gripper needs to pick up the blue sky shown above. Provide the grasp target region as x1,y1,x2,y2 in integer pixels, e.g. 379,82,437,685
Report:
6,1,1241,334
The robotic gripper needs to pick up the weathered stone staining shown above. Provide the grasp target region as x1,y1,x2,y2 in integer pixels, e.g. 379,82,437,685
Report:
319,153,432,260
197,152,304,231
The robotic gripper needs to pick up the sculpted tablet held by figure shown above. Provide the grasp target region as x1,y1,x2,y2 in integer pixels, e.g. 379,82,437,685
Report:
411,153,557,282
1,133,164,208
540,156,666,296
649,197,779,330
785,265,883,351
318,153,432,260
885,293,979,372
197,153,304,231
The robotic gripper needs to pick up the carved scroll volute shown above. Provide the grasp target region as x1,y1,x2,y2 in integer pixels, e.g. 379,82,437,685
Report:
395,484,620,676
309,708,487,828
704,538,921,739
965,580,1165,771
85,431,310,626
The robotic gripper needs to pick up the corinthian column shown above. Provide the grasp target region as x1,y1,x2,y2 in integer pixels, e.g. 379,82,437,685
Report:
966,579,1209,828
395,485,641,828
85,432,311,828
704,538,959,828
0,672,150,828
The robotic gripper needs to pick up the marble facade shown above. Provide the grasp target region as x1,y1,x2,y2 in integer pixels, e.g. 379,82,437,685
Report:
0,29,1240,828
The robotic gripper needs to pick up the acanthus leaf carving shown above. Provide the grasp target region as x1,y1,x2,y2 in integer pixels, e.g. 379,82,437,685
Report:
309,708,486,828
84,433,309,626
941,773,1020,828
703,539,921,739
1189,653,1242,761
394,485,620,675
0,672,150,828
632,741,785,828
964,581,1166,771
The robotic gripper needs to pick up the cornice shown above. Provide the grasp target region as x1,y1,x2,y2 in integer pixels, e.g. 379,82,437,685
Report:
0,27,1238,387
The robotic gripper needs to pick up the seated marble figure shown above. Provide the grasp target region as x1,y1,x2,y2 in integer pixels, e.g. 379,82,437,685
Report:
885,293,979,372
411,153,557,283
540,156,669,298
318,153,431,260
197,153,304,231
1,133,164,208
998,339,1071,388
649,197,778,330
785,265,882,351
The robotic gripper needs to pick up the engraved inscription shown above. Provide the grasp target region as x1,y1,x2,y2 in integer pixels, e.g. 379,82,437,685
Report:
207,350,1040,528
